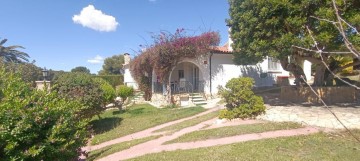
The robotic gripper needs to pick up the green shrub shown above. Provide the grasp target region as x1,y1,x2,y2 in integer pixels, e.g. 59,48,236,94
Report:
218,77,265,120
116,85,134,108
92,75,124,88
0,69,89,160
52,72,104,119
0,61,42,87
116,85,134,101
93,77,116,106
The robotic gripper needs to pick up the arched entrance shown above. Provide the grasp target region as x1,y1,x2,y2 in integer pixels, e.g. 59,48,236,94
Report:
169,61,204,94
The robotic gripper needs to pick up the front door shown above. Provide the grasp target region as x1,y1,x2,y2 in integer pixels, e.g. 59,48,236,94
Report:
192,65,199,91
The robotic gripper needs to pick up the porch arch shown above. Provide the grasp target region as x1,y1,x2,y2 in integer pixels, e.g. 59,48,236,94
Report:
168,60,206,94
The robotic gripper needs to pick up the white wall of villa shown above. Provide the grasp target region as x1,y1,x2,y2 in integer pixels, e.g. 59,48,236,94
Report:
149,52,294,97
123,54,139,90
123,65,138,90
207,53,290,95
123,37,311,99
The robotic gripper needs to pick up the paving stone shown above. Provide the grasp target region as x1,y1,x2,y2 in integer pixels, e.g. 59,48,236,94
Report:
259,105,360,129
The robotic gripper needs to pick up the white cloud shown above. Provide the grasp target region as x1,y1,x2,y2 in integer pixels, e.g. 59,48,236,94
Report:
72,5,118,32
87,55,104,64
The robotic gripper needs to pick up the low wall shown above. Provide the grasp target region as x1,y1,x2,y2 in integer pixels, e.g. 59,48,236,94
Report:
151,93,168,107
281,86,358,104
151,93,196,107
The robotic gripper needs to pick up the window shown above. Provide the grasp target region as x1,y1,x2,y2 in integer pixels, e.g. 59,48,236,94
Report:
178,70,184,78
268,57,281,71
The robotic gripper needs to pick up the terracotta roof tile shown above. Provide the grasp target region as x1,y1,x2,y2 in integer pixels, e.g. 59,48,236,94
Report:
209,46,232,53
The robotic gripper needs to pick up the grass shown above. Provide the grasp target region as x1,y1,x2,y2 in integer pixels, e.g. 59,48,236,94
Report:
129,130,360,161
90,104,205,145
88,135,160,161
165,122,302,144
153,110,220,133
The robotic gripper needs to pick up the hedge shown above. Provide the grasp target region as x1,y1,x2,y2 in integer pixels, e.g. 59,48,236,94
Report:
93,75,124,88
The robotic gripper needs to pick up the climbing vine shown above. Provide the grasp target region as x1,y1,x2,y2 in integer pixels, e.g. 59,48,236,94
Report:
130,51,153,100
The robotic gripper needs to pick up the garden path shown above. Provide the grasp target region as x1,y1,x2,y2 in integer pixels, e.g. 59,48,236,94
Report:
82,106,221,152
257,105,360,129
96,117,318,161
258,92,360,129
82,97,360,161
84,103,319,161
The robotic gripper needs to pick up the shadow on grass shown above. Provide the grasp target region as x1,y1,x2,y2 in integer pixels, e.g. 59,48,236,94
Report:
112,110,125,115
127,107,145,115
90,117,123,134
87,147,111,161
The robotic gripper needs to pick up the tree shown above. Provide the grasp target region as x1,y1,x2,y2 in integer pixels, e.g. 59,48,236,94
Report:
0,39,29,63
0,60,42,86
0,68,89,160
93,77,116,107
52,72,104,119
71,66,91,74
228,0,360,86
98,54,124,75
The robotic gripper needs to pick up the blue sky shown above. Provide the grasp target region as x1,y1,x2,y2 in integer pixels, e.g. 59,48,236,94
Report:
0,0,230,74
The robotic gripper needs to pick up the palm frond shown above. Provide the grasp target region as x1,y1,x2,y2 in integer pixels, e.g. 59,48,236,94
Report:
0,39,7,46
0,39,29,63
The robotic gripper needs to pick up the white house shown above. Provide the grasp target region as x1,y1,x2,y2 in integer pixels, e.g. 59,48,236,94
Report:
123,35,312,106
123,53,138,90
152,44,290,96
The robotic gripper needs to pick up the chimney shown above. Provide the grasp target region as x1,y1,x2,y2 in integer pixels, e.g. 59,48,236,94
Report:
124,53,130,65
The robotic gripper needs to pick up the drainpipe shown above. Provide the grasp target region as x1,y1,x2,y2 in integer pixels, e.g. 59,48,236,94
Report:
209,52,214,98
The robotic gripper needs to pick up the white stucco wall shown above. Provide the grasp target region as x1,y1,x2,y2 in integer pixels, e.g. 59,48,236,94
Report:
208,54,290,95
303,60,312,81
209,54,242,94
123,65,138,90
148,52,315,98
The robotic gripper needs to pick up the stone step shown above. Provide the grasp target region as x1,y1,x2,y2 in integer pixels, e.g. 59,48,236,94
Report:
190,96,203,99
189,93,207,106
193,101,207,105
192,98,206,102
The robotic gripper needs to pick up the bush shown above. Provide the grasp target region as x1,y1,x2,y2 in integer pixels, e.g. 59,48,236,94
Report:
52,72,104,119
116,85,134,107
0,69,89,160
93,77,116,107
92,75,124,88
218,77,265,119
0,61,42,87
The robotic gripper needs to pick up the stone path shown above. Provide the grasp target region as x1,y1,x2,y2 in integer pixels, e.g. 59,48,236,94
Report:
83,105,319,161
82,99,360,161
98,126,318,161
83,106,221,152
257,105,360,129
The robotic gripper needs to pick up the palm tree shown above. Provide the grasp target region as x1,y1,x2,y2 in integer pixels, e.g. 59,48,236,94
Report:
0,39,29,63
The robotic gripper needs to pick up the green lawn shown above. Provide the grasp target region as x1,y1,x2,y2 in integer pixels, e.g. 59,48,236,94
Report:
153,110,220,133
90,104,206,145
88,135,160,161
130,130,360,161
165,122,302,144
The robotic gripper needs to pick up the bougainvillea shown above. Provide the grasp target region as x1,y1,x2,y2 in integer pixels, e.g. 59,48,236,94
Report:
130,29,220,101
151,29,220,82
130,51,153,100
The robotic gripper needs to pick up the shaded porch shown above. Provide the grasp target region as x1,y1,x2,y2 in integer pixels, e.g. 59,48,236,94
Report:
153,61,206,94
